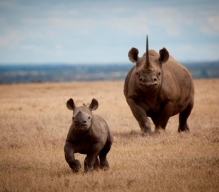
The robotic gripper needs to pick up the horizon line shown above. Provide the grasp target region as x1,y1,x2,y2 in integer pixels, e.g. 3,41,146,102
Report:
0,60,219,66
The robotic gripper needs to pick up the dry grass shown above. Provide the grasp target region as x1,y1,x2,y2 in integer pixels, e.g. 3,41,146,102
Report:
0,79,219,192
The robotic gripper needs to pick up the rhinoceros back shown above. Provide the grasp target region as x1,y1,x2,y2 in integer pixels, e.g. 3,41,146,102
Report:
166,56,193,96
163,55,194,114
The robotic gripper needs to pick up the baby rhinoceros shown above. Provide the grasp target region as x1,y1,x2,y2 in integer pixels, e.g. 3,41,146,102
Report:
64,98,113,173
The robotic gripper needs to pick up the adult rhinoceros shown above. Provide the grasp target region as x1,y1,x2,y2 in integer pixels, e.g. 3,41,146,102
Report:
124,36,194,134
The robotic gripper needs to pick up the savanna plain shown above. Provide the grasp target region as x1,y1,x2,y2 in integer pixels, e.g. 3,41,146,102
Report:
0,79,219,192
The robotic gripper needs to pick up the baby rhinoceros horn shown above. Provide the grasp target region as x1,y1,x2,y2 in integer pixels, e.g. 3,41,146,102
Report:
75,111,83,119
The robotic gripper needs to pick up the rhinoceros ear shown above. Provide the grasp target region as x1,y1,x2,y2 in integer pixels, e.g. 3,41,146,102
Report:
89,98,99,111
128,47,139,63
66,98,76,111
159,47,169,64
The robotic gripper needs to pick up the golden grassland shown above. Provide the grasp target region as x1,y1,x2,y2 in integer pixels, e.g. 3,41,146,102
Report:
0,79,219,192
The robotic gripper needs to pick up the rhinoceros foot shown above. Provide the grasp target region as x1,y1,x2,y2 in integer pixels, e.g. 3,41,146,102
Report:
69,159,81,173
100,159,109,170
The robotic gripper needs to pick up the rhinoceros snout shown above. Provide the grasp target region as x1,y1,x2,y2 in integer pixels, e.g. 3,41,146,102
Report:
73,118,87,125
139,77,145,82
75,119,87,124
73,110,89,127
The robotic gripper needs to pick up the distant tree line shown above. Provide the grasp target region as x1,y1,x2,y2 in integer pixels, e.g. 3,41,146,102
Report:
0,61,219,84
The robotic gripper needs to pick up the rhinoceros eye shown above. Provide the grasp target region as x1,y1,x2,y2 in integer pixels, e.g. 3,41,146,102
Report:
158,72,161,76
136,72,139,75
88,117,91,119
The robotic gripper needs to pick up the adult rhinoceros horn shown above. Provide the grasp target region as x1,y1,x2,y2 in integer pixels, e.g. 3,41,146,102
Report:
145,35,151,68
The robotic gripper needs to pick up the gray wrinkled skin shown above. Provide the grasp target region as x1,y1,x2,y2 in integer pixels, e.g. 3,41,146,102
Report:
64,98,113,173
124,36,194,134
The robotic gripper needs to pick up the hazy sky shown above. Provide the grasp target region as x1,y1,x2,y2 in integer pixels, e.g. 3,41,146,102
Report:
0,0,219,64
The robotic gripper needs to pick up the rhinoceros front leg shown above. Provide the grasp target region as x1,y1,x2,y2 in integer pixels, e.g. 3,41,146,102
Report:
64,142,81,172
154,102,174,132
84,146,101,173
84,156,99,172
127,98,152,134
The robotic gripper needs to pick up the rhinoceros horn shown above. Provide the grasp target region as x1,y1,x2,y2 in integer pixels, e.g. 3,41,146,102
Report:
145,35,151,68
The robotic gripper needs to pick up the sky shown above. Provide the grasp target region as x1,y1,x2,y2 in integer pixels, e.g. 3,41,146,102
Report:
0,0,219,64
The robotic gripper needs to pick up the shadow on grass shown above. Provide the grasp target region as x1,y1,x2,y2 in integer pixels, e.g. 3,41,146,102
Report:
112,130,152,139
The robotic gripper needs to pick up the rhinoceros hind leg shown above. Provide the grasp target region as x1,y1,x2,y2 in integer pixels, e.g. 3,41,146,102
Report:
94,157,100,170
178,102,193,132
99,157,109,170
99,141,111,170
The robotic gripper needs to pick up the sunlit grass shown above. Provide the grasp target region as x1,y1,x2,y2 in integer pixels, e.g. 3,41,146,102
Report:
0,79,219,191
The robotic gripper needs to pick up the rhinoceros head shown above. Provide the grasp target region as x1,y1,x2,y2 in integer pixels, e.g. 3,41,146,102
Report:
128,36,169,92
66,98,98,132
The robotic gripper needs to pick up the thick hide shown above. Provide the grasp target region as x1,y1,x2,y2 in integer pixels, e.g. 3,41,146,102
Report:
64,98,113,172
124,36,194,134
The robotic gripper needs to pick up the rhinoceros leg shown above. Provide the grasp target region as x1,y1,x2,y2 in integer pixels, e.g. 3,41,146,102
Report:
127,98,152,134
64,142,81,172
153,102,174,132
84,148,101,172
99,139,112,170
94,157,100,169
84,156,99,172
99,155,109,170
178,101,193,132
